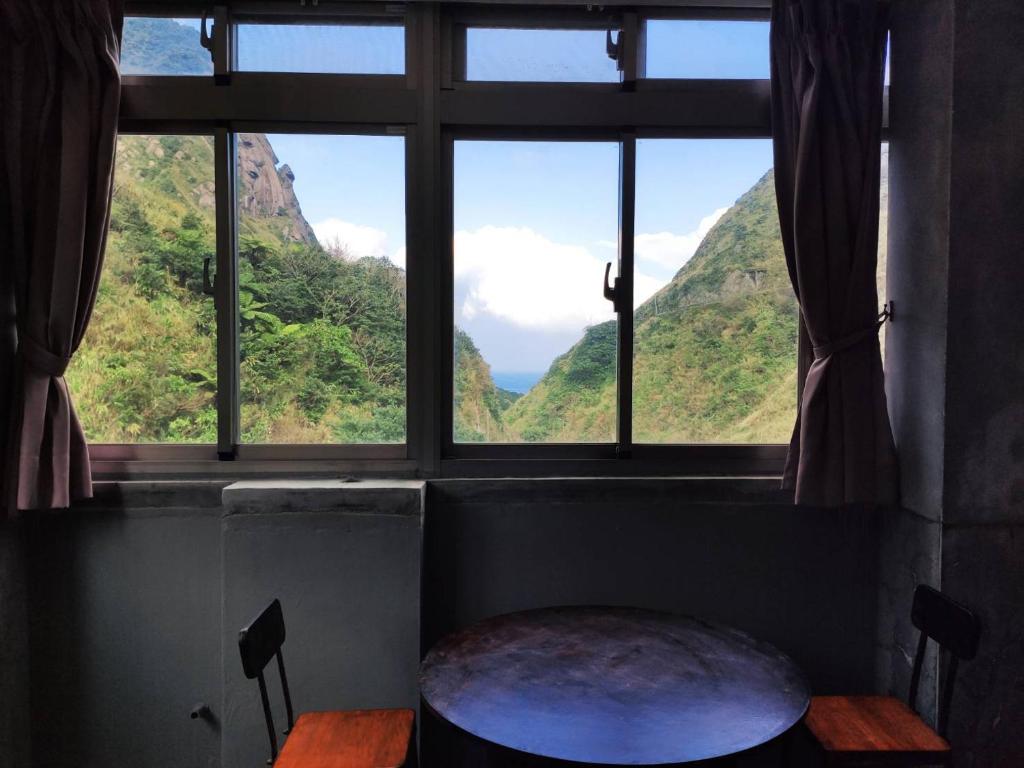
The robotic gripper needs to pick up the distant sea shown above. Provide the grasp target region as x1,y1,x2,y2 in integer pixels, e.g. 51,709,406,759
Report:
492,371,544,395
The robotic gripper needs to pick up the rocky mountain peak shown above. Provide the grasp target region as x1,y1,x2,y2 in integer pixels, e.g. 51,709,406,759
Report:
236,133,318,246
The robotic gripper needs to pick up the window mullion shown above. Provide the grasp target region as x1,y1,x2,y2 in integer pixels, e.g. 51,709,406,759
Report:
214,127,240,458
617,133,637,458
621,11,643,84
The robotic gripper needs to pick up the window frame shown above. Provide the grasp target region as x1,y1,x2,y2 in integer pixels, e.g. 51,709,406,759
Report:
95,0,849,479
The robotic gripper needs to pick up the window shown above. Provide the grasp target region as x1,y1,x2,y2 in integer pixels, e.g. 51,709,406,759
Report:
92,3,890,474
121,17,211,75
68,134,217,442
236,22,405,75
453,140,619,443
464,27,620,82
643,20,770,79
236,133,406,444
632,139,795,444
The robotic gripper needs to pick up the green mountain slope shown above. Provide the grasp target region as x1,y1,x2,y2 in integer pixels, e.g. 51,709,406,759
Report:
453,330,520,442
508,150,889,444
69,130,411,443
121,17,211,76
506,169,799,443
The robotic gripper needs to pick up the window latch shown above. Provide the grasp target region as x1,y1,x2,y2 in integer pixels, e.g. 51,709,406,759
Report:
603,262,623,313
606,29,623,71
203,256,216,297
199,9,214,63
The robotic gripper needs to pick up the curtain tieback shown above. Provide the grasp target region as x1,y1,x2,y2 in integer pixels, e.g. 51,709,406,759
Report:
20,333,71,377
812,306,892,361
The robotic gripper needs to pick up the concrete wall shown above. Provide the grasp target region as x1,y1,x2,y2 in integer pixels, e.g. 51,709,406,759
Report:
881,0,1024,761
423,479,883,766
941,1,1024,761
876,0,955,725
0,522,31,768
21,480,424,768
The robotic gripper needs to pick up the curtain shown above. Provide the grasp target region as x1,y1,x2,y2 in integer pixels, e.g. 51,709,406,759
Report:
770,0,898,507
0,0,123,512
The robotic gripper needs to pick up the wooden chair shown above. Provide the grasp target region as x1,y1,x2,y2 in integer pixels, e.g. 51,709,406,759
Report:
805,585,980,766
238,599,416,768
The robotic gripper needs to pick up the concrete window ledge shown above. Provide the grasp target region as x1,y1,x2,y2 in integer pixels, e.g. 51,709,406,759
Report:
222,479,425,518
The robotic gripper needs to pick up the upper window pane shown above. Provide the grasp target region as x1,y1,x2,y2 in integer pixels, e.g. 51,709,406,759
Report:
633,139,794,444
122,17,211,75
465,28,620,82
236,22,404,74
644,20,769,79
236,133,406,444
68,135,217,442
453,141,619,443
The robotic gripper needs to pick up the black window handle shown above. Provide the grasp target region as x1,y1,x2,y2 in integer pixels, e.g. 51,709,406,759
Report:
203,256,216,296
604,262,622,313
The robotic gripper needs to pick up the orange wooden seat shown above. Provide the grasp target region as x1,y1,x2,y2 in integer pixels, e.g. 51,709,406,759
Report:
806,696,950,765
238,600,416,767
804,586,978,767
275,709,415,768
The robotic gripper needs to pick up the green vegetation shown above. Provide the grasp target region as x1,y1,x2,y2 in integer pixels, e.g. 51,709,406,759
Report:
68,132,407,444
121,17,212,76
453,330,519,442
74,19,887,447
497,169,800,444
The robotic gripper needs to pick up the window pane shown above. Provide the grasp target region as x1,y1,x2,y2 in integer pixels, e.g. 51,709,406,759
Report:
632,139,795,444
68,135,217,442
236,134,406,444
121,17,211,75
644,20,769,79
466,28,620,82
453,141,619,443
236,23,404,74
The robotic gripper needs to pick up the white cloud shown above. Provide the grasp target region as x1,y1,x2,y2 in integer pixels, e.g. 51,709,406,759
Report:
454,226,617,332
633,207,730,272
389,246,406,270
451,205,730,332
313,218,390,259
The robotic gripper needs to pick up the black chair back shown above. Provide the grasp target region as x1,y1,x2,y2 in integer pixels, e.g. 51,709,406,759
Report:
907,585,980,738
239,599,296,763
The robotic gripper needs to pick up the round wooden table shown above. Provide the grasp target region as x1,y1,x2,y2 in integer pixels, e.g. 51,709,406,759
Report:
419,606,810,766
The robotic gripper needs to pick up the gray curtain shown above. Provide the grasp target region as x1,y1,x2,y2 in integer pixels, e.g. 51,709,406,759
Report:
0,0,123,512
770,0,898,507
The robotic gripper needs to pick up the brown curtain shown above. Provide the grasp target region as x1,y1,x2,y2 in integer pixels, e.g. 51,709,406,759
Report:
0,0,123,512
770,0,898,507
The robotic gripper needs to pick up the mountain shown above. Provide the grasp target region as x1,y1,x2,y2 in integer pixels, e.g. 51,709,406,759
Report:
453,330,520,442
506,151,889,444
69,129,412,443
504,168,798,443
72,16,888,447
121,17,211,76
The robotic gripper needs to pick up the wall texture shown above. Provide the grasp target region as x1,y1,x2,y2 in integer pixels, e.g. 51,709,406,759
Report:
423,479,883,766
21,480,424,768
941,0,1024,761
876,0,955,725
881,0,1024,761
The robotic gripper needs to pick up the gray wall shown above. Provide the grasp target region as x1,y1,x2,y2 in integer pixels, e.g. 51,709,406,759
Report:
423,479,883,765
0,522,31,768
21,480,424,768
880,0,1024,761
876,0,955,724
941,0,1024,761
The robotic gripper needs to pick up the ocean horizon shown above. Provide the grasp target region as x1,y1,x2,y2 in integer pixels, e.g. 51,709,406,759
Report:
492,370,544,395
